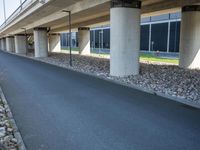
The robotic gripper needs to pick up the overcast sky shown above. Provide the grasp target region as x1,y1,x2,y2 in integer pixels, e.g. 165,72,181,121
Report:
0,0,25,25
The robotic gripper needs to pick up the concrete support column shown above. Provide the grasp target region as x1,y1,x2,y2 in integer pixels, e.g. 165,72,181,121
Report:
48,34,61,52
2,38,6,51
110,0,141,77
0,39,3,50
78,27,90,55
34,27,48,57
6,36,15,52
14,34,27,54
179,5,200,69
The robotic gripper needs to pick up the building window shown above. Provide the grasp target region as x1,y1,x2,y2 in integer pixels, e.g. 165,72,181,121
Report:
151,23,168,52
103,29,110,49
140,24,150,51
169,21,181,52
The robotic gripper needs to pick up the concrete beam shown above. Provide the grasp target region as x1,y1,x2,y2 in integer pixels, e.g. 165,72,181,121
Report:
142,0,200,16
0,0,109,36
51,15,109,33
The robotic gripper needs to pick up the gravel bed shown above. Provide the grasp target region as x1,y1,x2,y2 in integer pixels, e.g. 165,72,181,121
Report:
21,52,200,105
0,91,19,150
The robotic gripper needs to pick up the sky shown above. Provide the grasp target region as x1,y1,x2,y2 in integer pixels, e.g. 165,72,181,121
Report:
0,0,25,25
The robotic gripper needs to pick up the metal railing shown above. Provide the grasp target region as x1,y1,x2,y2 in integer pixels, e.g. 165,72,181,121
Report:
0,0,35,30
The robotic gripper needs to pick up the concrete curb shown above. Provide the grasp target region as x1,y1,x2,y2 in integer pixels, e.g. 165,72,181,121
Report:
4,50,200,109
0,87,27,150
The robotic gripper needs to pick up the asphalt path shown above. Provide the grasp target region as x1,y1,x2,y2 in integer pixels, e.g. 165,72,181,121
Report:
0,51,199,150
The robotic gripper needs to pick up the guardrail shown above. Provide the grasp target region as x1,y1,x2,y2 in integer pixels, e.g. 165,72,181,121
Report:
0,0,35,31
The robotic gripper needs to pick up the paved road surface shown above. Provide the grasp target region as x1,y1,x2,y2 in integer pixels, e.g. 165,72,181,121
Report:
0,51,199,150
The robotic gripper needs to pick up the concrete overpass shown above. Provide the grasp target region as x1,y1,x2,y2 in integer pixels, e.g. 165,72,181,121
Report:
0,0,200,77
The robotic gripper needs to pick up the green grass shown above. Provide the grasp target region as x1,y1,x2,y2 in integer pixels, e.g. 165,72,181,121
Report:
61,49,179,64
61,48,80,51
140,53,179,64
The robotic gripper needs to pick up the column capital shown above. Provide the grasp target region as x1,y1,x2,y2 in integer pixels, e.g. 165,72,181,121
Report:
182,5,200,12
6,36,14,38
78,27,90,31
111,0,141,9
49,33,60,36
34,27,47,31
14,34,26,36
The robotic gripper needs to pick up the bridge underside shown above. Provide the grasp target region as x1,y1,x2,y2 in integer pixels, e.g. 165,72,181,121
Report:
1,0,199,35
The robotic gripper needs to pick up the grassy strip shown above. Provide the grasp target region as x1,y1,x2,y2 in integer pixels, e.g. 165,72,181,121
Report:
61,48,79,51
61,49,179,64
140,54,179,64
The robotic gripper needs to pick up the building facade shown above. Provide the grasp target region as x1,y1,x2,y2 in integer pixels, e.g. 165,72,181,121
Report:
61,12,181,53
